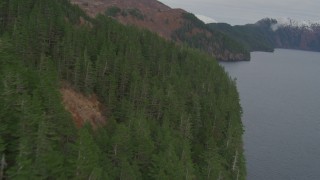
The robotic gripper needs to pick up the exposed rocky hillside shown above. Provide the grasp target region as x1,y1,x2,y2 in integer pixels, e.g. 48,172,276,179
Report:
71,0,250,61
71,0,181,38
61,85,107,129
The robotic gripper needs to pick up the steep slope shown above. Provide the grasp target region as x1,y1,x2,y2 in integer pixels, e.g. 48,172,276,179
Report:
208,18,320,53
71,0,178,38
0,0,245,179
71,0,250,61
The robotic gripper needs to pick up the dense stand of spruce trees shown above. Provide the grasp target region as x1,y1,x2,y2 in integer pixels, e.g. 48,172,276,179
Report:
0,0,245,179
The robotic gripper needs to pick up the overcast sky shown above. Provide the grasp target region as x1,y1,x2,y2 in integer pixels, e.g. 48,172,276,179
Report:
159,0,320,25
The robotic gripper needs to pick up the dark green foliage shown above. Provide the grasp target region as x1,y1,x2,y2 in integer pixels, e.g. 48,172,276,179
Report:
173,13,250,61
127,8,144,20
76,124,102,179
208,22,275,52
182,13,207,29
105,6,121,17
0,37,77,179
0,0,245,179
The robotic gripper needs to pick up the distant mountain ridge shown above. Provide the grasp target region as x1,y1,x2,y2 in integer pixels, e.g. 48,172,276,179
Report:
209,18,320,53
71,0,250,61
269,17,320,31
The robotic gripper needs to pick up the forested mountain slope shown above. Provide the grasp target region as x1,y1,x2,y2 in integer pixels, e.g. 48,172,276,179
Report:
71,0,250,61
208,22,275,52
0,0,245,179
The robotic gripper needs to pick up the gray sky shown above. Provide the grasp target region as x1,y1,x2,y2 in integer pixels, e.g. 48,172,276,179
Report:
158,0,320,25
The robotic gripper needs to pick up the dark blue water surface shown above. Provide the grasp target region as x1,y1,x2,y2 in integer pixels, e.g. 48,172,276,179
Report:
221,49,320,180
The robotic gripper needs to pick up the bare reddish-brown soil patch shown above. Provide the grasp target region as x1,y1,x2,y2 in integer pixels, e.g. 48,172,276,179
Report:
60,85,106,129
70,0,208,39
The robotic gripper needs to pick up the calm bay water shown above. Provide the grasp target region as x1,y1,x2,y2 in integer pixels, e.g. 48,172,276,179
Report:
221,49,320,180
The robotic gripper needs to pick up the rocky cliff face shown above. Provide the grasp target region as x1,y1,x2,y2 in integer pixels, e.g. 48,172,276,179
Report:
70,0,250,61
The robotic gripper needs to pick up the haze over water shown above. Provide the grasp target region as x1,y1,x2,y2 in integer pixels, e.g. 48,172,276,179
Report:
221,49,320,180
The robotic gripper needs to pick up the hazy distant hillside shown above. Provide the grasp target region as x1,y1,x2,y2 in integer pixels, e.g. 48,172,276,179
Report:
269,18,320,51
71,0,250,61
208,18,320,53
